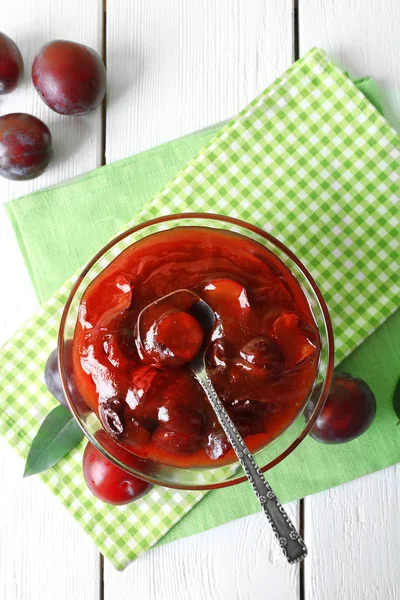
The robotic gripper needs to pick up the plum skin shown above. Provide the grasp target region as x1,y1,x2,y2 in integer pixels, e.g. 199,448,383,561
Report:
0,32,23,94
82,441,152,505
32,39,106,116
44,340,88,414
305,372,376,444
0,113,52,181
44,347,68,408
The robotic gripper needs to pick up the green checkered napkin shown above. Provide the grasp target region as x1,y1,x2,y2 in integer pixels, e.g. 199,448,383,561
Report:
0,48,399,570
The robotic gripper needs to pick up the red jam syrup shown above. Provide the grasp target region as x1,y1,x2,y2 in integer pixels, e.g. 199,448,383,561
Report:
72,227,320,468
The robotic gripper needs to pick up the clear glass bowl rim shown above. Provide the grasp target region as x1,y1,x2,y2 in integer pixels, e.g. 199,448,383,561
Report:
58,212,334,490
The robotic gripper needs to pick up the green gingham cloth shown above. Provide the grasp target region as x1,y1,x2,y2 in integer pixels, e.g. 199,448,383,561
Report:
0,48,399,570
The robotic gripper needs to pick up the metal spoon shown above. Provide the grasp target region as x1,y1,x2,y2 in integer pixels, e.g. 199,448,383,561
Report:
137,290,307,563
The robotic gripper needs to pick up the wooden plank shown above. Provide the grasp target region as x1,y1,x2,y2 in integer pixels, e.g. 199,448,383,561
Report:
304,467,400,600
0,0,104,336
300,1,400,598
0,2,103,598
106,0,294,159
105,505,300,600
104,1,297,597
0,439,100,600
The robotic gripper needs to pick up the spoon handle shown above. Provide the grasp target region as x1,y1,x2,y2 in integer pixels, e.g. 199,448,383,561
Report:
195,369,307,564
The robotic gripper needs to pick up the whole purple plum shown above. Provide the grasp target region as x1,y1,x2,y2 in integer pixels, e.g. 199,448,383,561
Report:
0,113,52,180
32,40,106,116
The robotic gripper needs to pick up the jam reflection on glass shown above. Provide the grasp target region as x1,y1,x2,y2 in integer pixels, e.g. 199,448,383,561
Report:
72,228,320,468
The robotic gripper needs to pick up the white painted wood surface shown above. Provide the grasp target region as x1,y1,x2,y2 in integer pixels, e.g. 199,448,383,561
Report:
0,0,399,598
300,3,400,598
0,3,102,600
104,504,300,600
106,0,293,158
304,467,400,600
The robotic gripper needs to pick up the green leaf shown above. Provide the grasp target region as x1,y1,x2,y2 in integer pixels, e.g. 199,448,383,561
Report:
24,405,84,477
393,376,400,422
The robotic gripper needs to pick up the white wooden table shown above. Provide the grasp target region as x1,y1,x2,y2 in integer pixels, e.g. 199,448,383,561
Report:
1,2,399,598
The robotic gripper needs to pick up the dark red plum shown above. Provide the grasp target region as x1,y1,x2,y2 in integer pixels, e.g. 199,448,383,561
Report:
305,372,376,443
83,439,152,505
0,113,52,180
44,340,87,414
32,40,106,115
0,32,23,94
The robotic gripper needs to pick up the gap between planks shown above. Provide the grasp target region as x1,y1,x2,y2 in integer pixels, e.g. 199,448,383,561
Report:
293,4,304,599
99,1,107,598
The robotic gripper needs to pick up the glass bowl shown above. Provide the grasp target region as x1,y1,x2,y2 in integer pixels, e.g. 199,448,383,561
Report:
58,213,334,490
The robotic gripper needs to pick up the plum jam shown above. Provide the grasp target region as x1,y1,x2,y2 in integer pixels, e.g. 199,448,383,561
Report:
72,227,320,468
